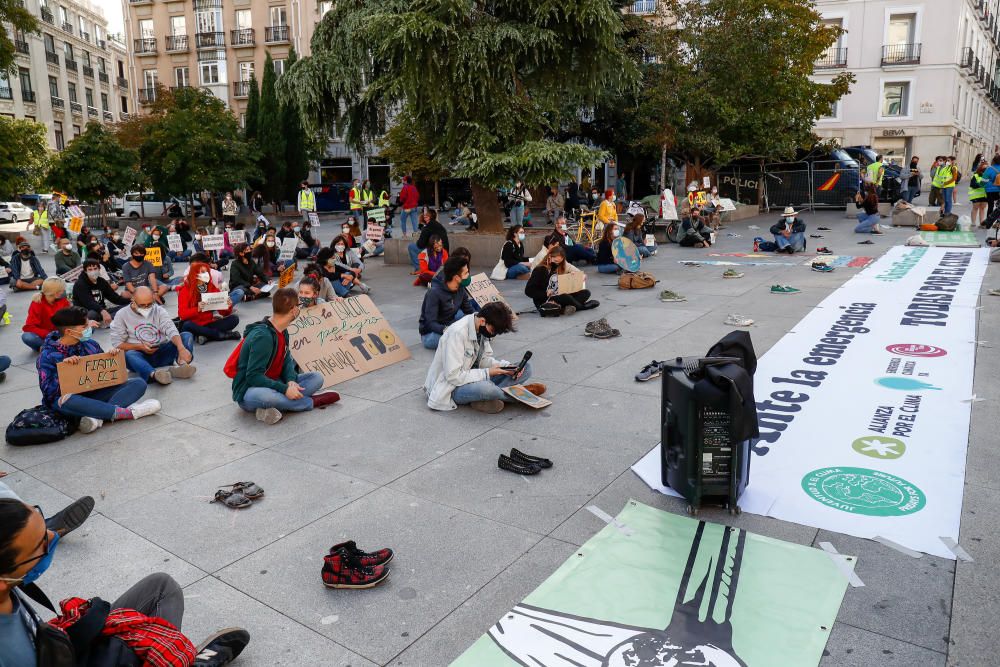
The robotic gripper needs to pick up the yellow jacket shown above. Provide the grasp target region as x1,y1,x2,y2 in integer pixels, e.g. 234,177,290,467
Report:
597,199,618,226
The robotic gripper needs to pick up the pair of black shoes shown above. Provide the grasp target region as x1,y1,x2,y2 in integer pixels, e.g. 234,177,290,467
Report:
498,448,553,475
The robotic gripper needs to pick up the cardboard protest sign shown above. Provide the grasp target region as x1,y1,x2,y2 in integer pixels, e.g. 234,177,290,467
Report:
145,246,162,267
308,212,320,227
201,234,225,251
288,296,411,388
227,229,246,245
67,216,84,234
556,271,586,295
503,385,551,409
121,226,137,249
278,237,297,261
466,273,514,312
361,240,378,255
61,264,84,283
167,233,184,252
644,234,656,247
58,350,126,396
368,208,386,223
200,291,230,311
278,263,296,288
365,223,385,242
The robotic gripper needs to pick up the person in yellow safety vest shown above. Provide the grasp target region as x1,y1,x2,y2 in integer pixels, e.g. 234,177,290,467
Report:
377,190,390,208
349,179,364,231
865,155,885,194
968,161,988,228
297,181,316,225
933,155,958,216
31,202,51,254
360,179,375,229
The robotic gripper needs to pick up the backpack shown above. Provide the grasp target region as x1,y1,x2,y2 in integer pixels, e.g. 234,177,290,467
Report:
935,213,958,232
756,239,778,252
618,271,657,290
6,406,79,446
223,340,245,378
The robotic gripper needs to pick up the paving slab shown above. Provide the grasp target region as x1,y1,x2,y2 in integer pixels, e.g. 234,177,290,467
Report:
821,623,945,667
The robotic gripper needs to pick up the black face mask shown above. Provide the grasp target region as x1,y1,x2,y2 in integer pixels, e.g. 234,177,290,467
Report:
20,250,31,258
132,254,145,262
478,325,496,339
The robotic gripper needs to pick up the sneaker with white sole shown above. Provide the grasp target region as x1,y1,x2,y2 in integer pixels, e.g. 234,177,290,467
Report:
770,285,801,295
635,361,663,382
811,262,834,273
722,269,744,279
129,399,161,420
659,290,687,302
78,416,104,433
193,627,250,667
989,289,1000,296
255,407,282,424
170,363,197,379
724,313,754,327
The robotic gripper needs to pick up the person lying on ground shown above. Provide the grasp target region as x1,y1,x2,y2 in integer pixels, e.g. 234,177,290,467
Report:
419,256,475,350
111,287,197,385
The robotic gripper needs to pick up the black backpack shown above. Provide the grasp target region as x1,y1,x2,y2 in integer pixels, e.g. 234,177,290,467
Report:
5,406,79,446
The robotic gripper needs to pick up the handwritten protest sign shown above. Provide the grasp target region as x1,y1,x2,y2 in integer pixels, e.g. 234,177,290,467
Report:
365,223,384,242
660,190,678,220
288,296,411,388
67,216,83,234
503,385,551,409
466,273,514,314
121,226,137,249
227,229,246,245
200,291,229,311
644,234,656,247
58,350,126,396
702,176,712,189
201,234,225,251
167,233,183,252
308,212,320,227
61,264,84,283
557,271,586,295
278,263,296,288
368,208,386,223
278,237,297,261
145,246,162,267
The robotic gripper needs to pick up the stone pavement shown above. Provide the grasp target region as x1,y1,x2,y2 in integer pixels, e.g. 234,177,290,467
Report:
0,203,996,666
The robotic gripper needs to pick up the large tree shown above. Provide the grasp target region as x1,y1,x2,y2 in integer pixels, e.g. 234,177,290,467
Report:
244,72,260,142
139,87,258,222
257,52,286,206
0,0,38,74
279,0,636,232
377,109,451,207
0,116,48,198
47,122,138,222
282,47,310,194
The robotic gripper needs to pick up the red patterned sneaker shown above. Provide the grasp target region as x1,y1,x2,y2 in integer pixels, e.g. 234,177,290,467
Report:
328,540,394,567
321,548,390,589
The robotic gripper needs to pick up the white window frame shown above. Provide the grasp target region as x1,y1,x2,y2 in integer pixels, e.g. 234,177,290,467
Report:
883,6,922,47
200,61,221,85
238,61,254,82
170,15,186,36
235,9,251,29
138,19,154,38
269,6,287,26
174,66,190,87
272,58,285,76
878,78,914,121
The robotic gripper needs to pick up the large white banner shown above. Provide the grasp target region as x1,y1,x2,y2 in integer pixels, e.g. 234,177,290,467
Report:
737,246,988,559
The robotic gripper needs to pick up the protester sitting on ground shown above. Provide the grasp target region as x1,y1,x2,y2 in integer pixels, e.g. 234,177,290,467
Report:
424,302,544,413
10,240,46,291
111,287,197,385
0,498,251,666
596,223,622,273
182,251,225,286
73,259,130,327
22,277,70,351
252,243,279,280
419,256,476,349
679,209,713,248
0,485,95,542
623,214,655,258
74,226,93,257
106,228,128,267
545,187,565,223
122,244,169,302
38,306,161,433
450,202,474,227
525,245,598,316
145,224,172,259
302,262,338,302
360,216,386,258
597,188,618,229
770,206,808,253
277,220,296,242
549,213,598,265
500,225,532,279
229,242,270,302
854,185,884,234
53,238,81,276
297,276,325,308
231,287,339,424
330,234,370,294
177,262,241,345
408,209,449,274
86,238,121,280
415,235,448,287
296,219,320,259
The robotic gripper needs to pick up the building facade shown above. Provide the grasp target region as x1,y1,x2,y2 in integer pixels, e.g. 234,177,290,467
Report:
1,0,132,150
813,0,1000,169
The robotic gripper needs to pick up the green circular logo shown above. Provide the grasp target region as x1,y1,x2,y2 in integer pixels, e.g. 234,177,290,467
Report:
801,467,925,516
852,436,906,460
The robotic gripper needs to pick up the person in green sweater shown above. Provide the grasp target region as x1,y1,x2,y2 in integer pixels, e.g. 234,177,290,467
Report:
231,287,339,424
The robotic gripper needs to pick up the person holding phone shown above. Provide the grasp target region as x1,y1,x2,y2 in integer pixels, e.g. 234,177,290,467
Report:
424,302,545,413
111,287,197,385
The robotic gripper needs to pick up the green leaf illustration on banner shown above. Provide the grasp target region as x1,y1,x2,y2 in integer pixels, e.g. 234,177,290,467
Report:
452,502,851,667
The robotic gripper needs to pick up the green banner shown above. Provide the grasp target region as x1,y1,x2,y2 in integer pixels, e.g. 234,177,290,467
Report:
452,501,852,667
919,231,980,247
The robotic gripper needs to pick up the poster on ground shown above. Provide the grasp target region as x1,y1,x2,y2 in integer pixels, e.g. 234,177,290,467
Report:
288,296,410,387
453,501,851,667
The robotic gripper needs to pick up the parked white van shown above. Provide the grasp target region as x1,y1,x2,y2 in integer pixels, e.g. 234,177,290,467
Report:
117,192,204,218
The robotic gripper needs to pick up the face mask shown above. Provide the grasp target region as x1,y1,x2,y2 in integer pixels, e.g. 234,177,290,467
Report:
111,235,119,242
132,255,145,262
152,234,160,240
334,245,346,253
785,216,794,223
459,275,472,287
195,233,202,240
86,270,100,281
341,227,350,234
20,250,31,257
197,272,211,283
19,531,59,586
517,233,525,241
76,326,93,341
135,305,153,317
326,261,335,269
299,297,315,308
266,241,275,247
612,227,621,237
293,226,300,233
478,324,496,339
611,195,617,202
560,224,568,231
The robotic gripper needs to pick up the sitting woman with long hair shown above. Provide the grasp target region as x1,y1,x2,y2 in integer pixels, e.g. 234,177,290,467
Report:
177,261,241,344
525,245,598,316
414,235,448,287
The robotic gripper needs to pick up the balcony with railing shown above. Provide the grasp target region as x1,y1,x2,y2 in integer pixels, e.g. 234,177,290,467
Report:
14,40,29,55
815,47,847,69
98,71,109,84
22,90,36,103
62,21,72,34
134,38,157,54
120,111,130,120
233,80,251,97
51,96,64,109
138,87,156,104
103,110,113,121
961,47,975,69
45,50,59,65
65,57,78,71
166,34,189,52
70,100,82,113
97,38,106,49
195,31,225,48
87,105,97,117
40,6,53,23
624,0,657,14
0,86,12,100
117,76,128,89
264,25,289,43
881,43,921,66
82,64,94,78
230,28,254,47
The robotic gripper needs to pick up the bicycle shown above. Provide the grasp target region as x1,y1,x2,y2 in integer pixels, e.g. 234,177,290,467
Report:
565,208,602,246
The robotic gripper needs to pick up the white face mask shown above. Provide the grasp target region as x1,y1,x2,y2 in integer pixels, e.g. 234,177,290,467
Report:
135,306,153,317
612,227,621,237
86,270,100,281
334,245,346,253
266,241,275,247
292,226,300,233
152,234,160,240
517,233,525,241
197,271,211,283
341,227,350,234
194,234,202,240
785,216,794,223
560,224,568,231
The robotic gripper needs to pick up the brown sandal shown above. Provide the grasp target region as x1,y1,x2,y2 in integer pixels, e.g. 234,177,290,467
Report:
211,488,252,509
223,481,264,499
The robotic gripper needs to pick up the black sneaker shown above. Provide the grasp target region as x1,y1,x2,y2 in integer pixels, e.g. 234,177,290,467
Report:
635,361,662,382
45,496,95,537
194,628,250,666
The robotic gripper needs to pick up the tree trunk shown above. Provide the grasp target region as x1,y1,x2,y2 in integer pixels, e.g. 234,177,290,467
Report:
629,170,635,201
757,158,766,213
471,181,503,233
189,193,196,227
434,180,440,209
210,192,218,220
659,145,667,190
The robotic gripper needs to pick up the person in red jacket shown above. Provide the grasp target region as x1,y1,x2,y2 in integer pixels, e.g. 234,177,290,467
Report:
398,175,420,238
21,277,70,351
177,261,241,345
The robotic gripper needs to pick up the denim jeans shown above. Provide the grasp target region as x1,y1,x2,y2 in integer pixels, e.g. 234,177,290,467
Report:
566,244,597,264
505,264,531,279
775,231,805,251
237,371,324,413
854,213,881,233
452,361,533,405
56,377,148,421
421,332,442,349
229,287,246,304
181,315,239,341
407,242,421,270
598,264,619,274
124,332,195,380
637,245,652,258
0,355,9,373
510,204,524,226
904,186,920,203
331,278,352,298
22,332,44,351
351,210,364,230
400,208,418,235
168,248,192,263
941,187,954,214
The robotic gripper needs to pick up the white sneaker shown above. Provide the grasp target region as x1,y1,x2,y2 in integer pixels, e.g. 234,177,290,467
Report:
724,313,754,327
255,407,282,424
129,399,161,419
79,416,104,433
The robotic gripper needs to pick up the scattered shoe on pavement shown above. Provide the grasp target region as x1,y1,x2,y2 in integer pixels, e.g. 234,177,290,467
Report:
45,496,95,537
724,313,754,327
255,407,282,424
770,285,802,295
510,447,552,469
322,545,391,589
193,628,251,667
858,239,874,245
990,289,1000,296
811,262,835,273
809,234,824,239
722,269,744,279
659,290,687,302
635,360,663,382
816,247,833,255
817,226,831,231
584,317,610,336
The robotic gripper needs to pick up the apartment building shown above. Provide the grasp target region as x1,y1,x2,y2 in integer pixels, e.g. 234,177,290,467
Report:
813,0,1000,169
1,0,132,150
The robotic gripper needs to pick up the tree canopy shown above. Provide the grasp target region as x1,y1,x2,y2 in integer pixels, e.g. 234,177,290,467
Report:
0,116,48,198
280,0,637,231
47,122,138,216
257,52,286,205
